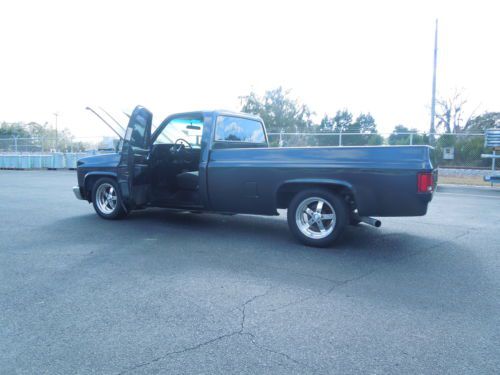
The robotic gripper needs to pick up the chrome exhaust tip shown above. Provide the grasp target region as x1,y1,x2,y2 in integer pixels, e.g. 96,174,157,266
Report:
352,211,382,228
360,216,382,227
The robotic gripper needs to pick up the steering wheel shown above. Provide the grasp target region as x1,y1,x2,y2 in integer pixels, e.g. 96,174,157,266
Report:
172,138,193,162
173,138,192,151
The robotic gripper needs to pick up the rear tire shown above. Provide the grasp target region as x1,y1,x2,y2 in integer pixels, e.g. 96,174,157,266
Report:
92,177,128,220
287,189,348,247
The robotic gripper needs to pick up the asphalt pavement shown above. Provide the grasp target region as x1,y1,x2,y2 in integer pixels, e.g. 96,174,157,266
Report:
1,170,499,374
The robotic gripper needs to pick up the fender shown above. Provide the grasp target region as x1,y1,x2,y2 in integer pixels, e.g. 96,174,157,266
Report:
275,178,357,210
83,171,129,213
83,171,120,200
83,171,118,188
277,178,355,191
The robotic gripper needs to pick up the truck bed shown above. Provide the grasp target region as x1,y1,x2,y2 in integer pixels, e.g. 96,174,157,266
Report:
207,145,435,216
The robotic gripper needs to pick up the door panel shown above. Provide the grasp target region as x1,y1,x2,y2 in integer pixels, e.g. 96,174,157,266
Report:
118,106,152,206
207,149,276,215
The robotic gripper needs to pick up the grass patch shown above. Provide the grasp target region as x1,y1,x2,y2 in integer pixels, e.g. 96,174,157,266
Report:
438,175,491,186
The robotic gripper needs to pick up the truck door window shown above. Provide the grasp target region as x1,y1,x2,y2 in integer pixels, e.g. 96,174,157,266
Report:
128,112,149,149
215,116,265,143
154,118,204,147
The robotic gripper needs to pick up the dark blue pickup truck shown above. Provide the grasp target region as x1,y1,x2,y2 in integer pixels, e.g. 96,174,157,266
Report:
73,106,436,247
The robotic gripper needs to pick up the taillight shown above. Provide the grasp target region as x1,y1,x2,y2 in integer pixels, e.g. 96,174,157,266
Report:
417,172,434,193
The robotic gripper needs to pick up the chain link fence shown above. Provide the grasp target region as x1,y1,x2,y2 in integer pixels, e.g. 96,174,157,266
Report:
268,132,490,169
0,133,494,172
0,136,119,169
0,136,117,154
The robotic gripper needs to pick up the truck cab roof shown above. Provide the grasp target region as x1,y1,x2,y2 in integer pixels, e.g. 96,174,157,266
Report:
164,110,263,122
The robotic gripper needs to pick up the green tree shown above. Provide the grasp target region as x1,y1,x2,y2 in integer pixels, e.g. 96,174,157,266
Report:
241,87,313,133
0,122,31,138
389,125,411,145
350,113,377,134
318,110,357,133
0,121,77,152
319,114,333,132
240,88,388,147
388,125,428,145
464,112,500,132
343,113,383,145
435,111,500,167
316,110,354,145
332,110,353,132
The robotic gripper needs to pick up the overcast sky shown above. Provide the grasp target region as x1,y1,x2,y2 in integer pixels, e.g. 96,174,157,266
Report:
0,0,498,138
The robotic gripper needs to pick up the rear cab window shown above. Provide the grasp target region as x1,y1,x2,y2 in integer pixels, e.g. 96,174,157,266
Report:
214,116,267,148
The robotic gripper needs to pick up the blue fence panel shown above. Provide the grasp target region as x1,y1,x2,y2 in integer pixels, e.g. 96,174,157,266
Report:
19,155,31,169
1,152,101,169
30,155,43,169
41,155,53,169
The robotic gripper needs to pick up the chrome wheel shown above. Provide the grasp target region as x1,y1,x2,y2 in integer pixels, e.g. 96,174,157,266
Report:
295,197,336,239
95,183,118,215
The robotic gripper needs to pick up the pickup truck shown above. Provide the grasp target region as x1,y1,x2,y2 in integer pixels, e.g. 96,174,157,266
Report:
73,106,436,247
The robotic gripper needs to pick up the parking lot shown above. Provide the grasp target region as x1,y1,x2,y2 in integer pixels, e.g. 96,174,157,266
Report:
1,170,499,374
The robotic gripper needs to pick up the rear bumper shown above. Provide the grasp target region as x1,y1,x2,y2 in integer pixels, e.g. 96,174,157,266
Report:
73,186,84,200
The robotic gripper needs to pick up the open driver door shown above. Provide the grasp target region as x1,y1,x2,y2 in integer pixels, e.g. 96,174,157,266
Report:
117,105,152,208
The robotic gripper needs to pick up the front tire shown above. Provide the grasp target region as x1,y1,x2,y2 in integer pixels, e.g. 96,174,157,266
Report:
287,189,347,247
92,177,127,220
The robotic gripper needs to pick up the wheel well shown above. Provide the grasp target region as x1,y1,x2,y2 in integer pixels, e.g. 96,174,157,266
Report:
276,183,357,211
84,175,116,202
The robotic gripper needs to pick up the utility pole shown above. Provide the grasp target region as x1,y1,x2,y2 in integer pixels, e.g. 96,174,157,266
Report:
429,19,439,142
53,112,59,152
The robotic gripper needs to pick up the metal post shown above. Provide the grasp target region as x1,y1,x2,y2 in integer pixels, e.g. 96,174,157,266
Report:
491,150,496,187
54,112,59,152
13,136,18,152
339,129,343,146
410,133,414,145
429,19,438,143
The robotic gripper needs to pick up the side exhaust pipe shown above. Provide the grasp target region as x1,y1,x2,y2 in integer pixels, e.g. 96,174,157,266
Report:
359,216,382,228
352,211,382,228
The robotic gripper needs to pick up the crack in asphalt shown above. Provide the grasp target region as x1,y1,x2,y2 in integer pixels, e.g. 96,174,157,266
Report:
268,268,377,313
237,289,318,372
116,330,242,375
250,262,341,284
117,287,314,374
241,331,319,373
238,289,272,333
117,230,473,374
269,230,472,313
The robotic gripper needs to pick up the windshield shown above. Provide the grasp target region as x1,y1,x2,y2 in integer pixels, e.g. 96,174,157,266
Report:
154,117,203,147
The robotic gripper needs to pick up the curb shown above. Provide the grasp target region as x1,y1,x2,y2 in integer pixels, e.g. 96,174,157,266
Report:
437,183,500,191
